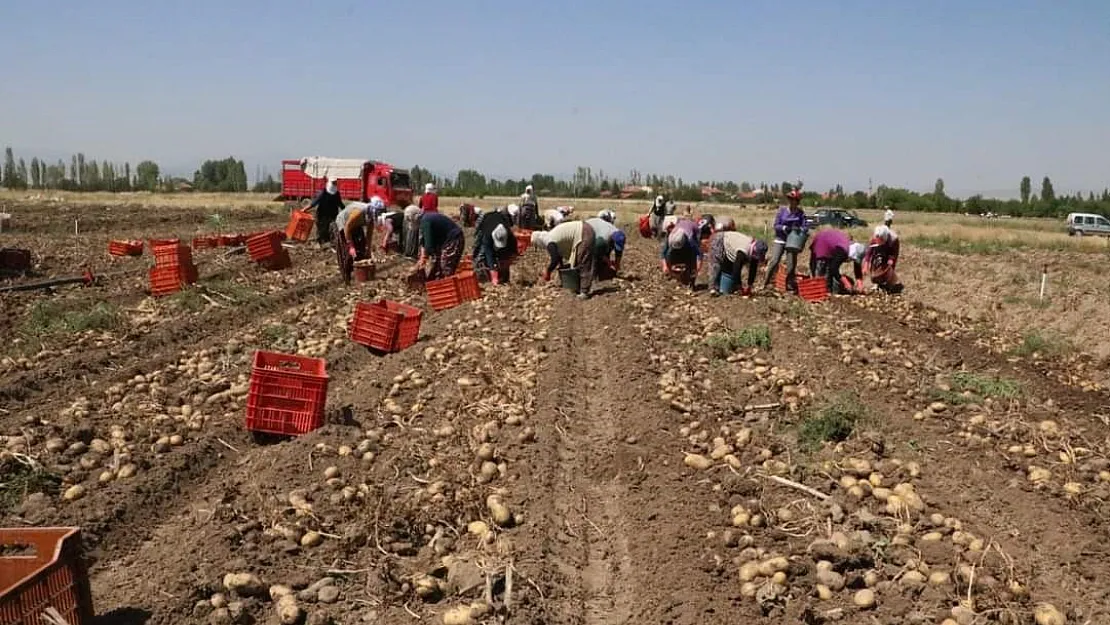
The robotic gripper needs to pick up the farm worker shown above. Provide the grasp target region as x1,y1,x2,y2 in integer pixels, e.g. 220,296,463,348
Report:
402,205,422,259
661,218,702,291
472,209,517,284
519,186,542,230
706,218,768,297
883,206,894,227
597,208,617,224
419,183,439,214
459,203,477,227
847,242,867,292
544,208,567,230
534,219,597,299
648,195,667,238
378,206,404,254
696,214,716,240
333,200,374,285
865,225,903,294
808,228,863,295
762,189,808,293
585,216,626,276
417,211,465,280
308,178,344,246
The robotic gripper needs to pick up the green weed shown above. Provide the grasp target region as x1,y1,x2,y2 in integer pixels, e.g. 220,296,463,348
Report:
0,456,61,513
168,289,206,312
21,301,120,337
1011,330,1072,358
798,394,867,452
261,323,292,346
704,325,772,357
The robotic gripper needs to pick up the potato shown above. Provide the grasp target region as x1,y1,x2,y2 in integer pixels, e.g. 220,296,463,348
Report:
63,485,86,501
467,521,490,537
486,495,513,527
275,594,302,625
476,443,495,462
852,588,876,608
1034,604,1065,625
738,561,760,582
223,573,265,597
683,453,712,470
300,531,323,547
758,556,788,577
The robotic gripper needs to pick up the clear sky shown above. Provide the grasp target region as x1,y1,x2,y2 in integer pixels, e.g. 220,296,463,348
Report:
1,0,1107,197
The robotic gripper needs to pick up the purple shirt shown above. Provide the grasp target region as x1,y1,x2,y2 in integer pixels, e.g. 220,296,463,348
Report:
810,229,850,260
772,206,808,241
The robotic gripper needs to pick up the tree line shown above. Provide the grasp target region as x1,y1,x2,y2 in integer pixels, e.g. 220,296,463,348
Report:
4,146,1108,218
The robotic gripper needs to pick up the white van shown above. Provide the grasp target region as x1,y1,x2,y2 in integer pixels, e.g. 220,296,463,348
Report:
1066,213,1110,236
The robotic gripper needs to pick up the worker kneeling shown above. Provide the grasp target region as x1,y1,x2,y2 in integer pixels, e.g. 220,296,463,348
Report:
809,228,866,295
333,198,381,285
472,209,517,285
706,218,767,296
533,219,596,300
417,212,465,280
661,218,702,291
866,225,903,294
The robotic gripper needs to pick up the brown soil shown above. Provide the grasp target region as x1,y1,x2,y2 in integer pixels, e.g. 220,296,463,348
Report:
2,201,1108,625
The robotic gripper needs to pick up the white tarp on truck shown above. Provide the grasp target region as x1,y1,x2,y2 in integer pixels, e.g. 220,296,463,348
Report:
299,157,367,181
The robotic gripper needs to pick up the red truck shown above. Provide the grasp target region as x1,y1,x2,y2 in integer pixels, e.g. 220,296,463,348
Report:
278,157,413,207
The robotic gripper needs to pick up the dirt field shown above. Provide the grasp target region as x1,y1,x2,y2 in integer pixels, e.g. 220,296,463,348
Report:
3,199,1110,625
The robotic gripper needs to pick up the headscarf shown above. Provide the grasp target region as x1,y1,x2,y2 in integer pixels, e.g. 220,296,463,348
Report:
474,207,484,217
326,179,338,195
750,240,769,263
873,225,897,243
369,196,385,212
884,208,894,223
403,205,421,221
611,230,626,253
654,195,664,207
848,242,866,263
667,228,689,249
525,185,534,194
715,217,735,232
530,230,548,249
424,183,436,194
598,209,616,223
491,224,509,250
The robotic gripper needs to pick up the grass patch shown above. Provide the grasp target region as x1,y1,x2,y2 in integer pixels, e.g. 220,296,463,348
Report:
1011,330,1072,358
951,372,1022,400
168,288,207,312
260,323,293,346
0,456,62,513
798,394,867,452
704,325,772,357
21,301,120,337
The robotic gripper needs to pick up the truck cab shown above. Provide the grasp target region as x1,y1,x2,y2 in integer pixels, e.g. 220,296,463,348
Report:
365,164,413,207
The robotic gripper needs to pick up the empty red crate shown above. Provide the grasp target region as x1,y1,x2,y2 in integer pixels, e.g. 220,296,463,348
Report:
0,527,95,625
349,300,423,353
455,271,482,302
457,258,473,272
245,351,329,437
192,236,220,250
107,240,143,257
247,231,283,262
425,276,461,311
151,244,192,269
773,268,810,292
285,211,315,242
148,237,179,248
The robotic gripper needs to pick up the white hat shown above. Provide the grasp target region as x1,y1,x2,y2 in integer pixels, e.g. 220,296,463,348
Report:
525,185,534,193
848,242,866,262
492,224,509,250
655,195,664,204
326,179,338,195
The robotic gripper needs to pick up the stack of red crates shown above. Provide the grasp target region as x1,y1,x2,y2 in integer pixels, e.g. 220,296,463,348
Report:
245,351,329,436
349,300,423,353
0,527,95,625
108,240,143,257
149,241,198,297
247,231,290,270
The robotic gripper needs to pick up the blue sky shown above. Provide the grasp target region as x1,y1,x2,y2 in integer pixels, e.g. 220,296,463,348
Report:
1,0,1107,197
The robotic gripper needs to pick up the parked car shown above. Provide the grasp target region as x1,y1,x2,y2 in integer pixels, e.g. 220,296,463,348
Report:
1066,212,1110,236
806,208,868,229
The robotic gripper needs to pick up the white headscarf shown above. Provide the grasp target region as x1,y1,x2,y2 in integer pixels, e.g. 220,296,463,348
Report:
525,185,534,194
654,195,664,207
424,183,436,194
667,228,689,249
597,209,616,223
873,225,897,243
326,179,338,195
491,224,509,250
884,208,894,223
403,205,421,221
507,204,520,216
848,242,866,262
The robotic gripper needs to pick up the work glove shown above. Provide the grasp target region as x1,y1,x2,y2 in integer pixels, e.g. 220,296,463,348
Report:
542,270,552,282
741,286,753,297
347,245,357,259
661,260,669,274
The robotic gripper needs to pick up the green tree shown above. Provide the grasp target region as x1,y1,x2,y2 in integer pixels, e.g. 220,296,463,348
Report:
135,161,160,191
77,153,86,189
934,178,945,198
1041,176,1055,205
3,147,15,188
1019,176,1031,204
29,157,41,188
124,162,132,188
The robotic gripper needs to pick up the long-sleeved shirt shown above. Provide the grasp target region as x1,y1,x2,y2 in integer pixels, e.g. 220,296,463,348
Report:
809,229,851,260
520,192,538,207
585,218,620,256
544,220,586,269
708,231,758,289
335,202,370,240
661,219,702,260
864,236,900,270
420,212,462,255
474,211,517,258
772,206,808,242
310,189,344,214
419,192,439,213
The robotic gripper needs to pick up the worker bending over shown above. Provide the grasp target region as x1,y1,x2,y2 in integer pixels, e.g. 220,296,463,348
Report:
809,228,864,295
706,217,767,296
533,219,596,300
333,199,379,285
417,212,464,280
661,218,702,291
472,209,517,285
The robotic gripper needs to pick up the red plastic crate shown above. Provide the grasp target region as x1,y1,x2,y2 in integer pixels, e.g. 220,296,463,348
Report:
514,232,531,255
797,276,829,302
457,258,473,273
0,527,95,625
245,351,329,437
148,237,179,248
247,231,283,262
149,264,198,296
455,271,482,302
285,211,315,242
107,240,143,257
259,249,291,271
425,276,461,311
192,236,220,250
773,267,810,292
151,244,192,269
349,300,423,353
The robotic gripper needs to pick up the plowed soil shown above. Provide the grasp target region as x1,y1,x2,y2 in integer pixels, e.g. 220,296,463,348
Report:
3,201,1109,625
